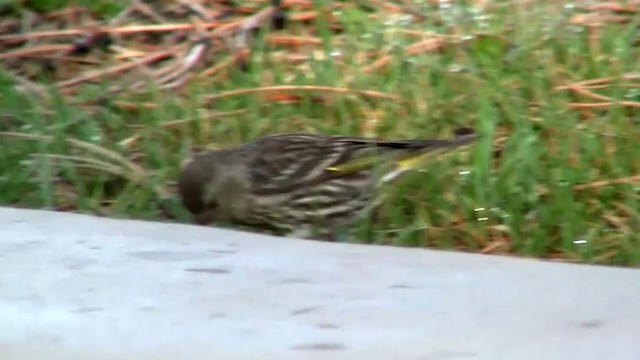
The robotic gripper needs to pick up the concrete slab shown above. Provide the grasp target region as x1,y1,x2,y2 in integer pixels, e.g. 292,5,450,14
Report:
0,207,639,360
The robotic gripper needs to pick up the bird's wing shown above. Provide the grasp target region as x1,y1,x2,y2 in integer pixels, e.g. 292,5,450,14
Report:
247,133,370,194
326,132,478,173
247,132,477,194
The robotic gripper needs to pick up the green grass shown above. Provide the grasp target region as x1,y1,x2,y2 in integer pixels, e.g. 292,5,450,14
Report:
2,0,640,266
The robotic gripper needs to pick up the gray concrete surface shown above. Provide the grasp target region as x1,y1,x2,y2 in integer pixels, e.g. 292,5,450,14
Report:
0,207,639,360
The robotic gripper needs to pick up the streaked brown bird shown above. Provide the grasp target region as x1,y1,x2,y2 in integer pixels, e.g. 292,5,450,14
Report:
177,129,478,241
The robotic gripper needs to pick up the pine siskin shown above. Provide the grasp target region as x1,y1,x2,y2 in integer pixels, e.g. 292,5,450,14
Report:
177,129,478,241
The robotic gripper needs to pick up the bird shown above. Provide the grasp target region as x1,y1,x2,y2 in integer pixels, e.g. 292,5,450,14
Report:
177,129,478,241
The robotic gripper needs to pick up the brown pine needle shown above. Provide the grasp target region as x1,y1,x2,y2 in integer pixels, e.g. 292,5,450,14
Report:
203,85,403,103
559,84,640,108
55,50,175,89
538,174,640,196
573,175,640,192
364,37,448,73
199,48,250,78
266,35,322,47
568,102,640,109
555,74,640,90
0,44,75,60
0,22,226,43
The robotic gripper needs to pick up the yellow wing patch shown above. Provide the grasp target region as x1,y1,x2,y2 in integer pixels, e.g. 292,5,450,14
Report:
396,152,430,171
326,156,381,173
327,152,432,173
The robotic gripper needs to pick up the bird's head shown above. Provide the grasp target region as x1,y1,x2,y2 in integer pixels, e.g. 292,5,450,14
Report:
177,149,245,225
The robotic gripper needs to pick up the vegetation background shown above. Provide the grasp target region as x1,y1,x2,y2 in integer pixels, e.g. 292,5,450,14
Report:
1,0,639,266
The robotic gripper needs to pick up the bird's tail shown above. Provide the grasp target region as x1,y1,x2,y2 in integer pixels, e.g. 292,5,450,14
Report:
382,129,478,184
395,130,478,171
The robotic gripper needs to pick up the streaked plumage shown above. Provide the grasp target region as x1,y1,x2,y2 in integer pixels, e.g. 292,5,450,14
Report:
177,130,477,240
